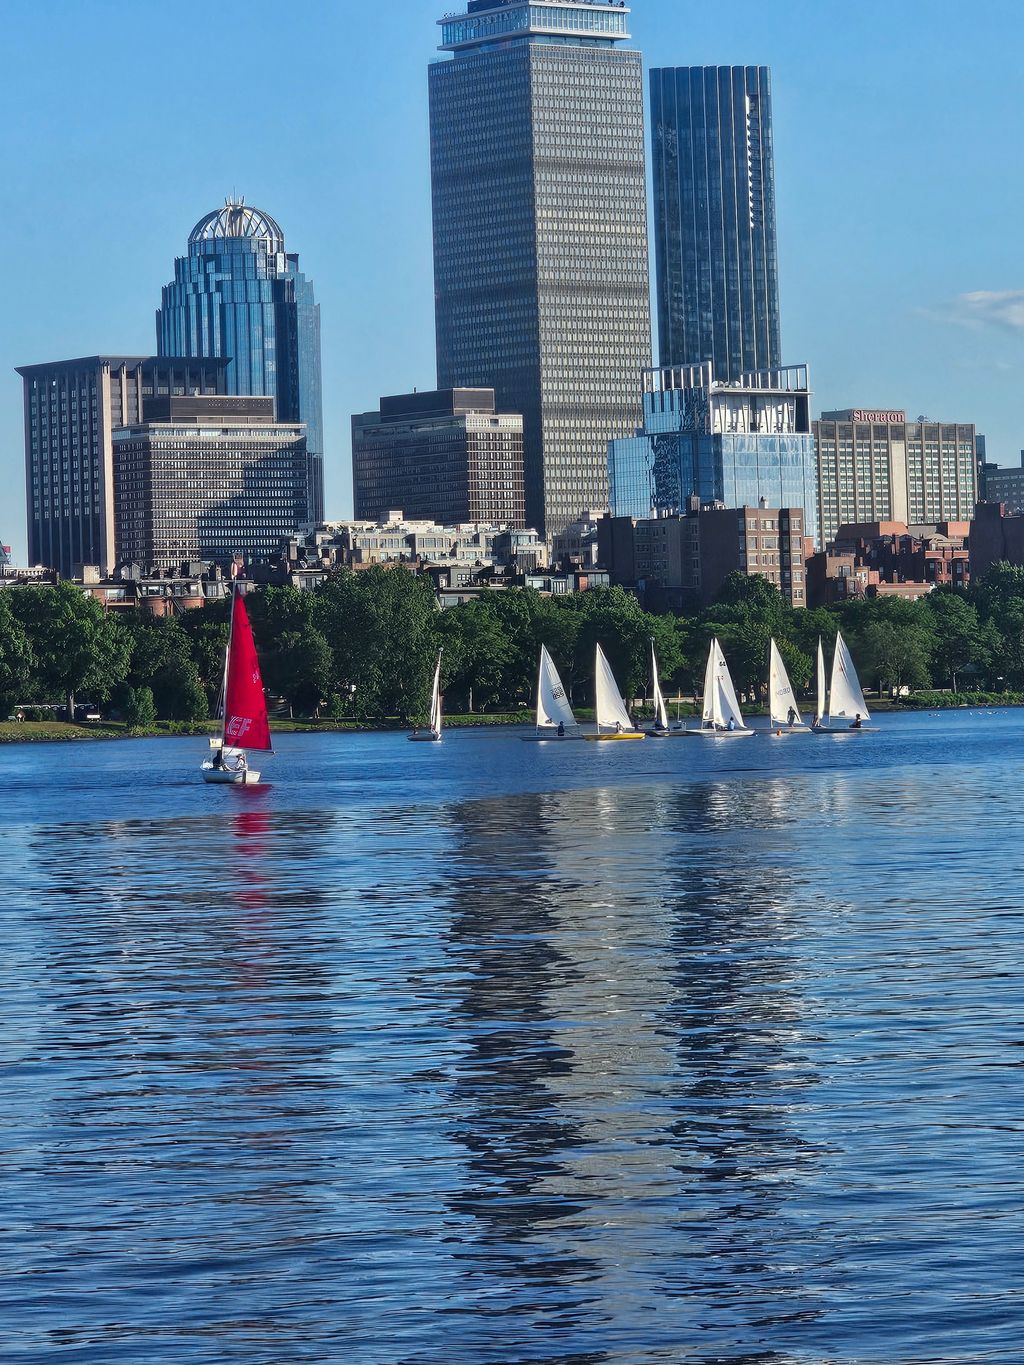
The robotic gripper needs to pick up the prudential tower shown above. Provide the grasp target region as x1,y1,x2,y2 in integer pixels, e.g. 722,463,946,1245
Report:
156,199,325,521
429,1,651,536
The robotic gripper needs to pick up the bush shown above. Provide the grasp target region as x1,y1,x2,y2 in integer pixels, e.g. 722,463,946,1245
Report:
121,686,157,729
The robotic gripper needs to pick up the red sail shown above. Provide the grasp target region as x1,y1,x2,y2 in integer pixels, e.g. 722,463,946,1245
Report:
223,592,272,752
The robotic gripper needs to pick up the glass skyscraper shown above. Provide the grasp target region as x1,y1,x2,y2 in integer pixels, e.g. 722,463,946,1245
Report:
650,67,781,381
429,1,652,536
608,362,819,547
156,199,325,521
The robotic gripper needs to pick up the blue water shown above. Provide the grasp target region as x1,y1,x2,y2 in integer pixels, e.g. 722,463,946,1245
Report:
2,712,1022,1363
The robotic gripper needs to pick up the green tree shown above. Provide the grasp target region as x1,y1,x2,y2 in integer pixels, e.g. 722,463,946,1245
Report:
0,593,34,714
12,584,130,715
119,685,157,729
925,592,996,691
858,619,932,694
267,626,334,716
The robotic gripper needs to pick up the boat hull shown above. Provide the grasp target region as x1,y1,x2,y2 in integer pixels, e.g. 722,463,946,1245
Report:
685,728,755,738
408,732,441,743
581,731,646,742
202,767,262,785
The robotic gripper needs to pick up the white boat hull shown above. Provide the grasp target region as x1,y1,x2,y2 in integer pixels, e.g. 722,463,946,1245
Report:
685,727,755,738
201,766,262,785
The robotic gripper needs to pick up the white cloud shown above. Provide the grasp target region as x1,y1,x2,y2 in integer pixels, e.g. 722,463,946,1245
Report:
949,290,1024,331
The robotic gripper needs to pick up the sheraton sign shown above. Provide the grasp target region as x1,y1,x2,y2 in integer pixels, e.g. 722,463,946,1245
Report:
851,409,906,424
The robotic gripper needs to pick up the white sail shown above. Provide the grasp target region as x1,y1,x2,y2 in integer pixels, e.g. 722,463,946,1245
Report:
594,645,634,732
702,639,746,730
650,640,668,729
828,632,869,722
536,645,576,731
816,638,827,722
769,638,803,726
429,650,443,734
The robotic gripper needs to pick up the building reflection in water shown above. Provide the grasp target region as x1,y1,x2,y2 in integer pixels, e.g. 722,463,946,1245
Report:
439,774,831,1357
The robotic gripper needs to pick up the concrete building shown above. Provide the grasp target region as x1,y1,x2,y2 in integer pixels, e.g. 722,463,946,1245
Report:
981,452,1024,514
815,408,977,545
16,355,227,578
598,500,808,611
607,362,818,545
112,395,308,571
157,199,325,521
429,0,651,535
650,66,781,381
351,389,526,527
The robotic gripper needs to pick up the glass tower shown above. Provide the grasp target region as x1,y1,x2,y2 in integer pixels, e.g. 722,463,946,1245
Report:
156,199,325,522
650,67,781,382
430,1,652,536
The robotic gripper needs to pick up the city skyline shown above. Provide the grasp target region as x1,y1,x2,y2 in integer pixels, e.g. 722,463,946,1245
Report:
2,0,1022,561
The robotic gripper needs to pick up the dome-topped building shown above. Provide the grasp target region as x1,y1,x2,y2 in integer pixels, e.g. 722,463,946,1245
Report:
156,197,324,520
188,199,286,255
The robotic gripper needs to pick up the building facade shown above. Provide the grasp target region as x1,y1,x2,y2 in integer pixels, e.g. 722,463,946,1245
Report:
352,388,526,527
607,361,819,545
650,66,781,381
17,355,227,576
113,395,308,571
598,501,808,611
156,199,325,521
429,0,652,536
982,452,1024,514
815,408,978,545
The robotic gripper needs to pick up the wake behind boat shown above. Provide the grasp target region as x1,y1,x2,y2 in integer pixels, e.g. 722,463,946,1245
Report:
202,587,272,785
582,645,645,741
521,644,580,740
687,638,754,737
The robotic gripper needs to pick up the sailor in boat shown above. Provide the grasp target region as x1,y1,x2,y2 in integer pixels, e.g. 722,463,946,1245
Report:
726,716,737,732
615,720,623,734
851,713,863,730
811,715,824,731
787,705,798,727
557,721,565,737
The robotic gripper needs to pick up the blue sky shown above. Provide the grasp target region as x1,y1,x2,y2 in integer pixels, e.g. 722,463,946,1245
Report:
2,0,1022,560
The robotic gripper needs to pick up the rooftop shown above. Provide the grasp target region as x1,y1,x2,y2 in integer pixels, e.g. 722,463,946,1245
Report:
188,197,285,254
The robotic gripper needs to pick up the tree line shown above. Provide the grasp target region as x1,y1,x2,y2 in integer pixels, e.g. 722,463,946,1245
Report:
3,563,1024,725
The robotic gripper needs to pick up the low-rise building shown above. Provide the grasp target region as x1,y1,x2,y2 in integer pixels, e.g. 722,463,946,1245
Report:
805,520,968,605
981,453,1024,515
599,499,808,612
970,501,1024,579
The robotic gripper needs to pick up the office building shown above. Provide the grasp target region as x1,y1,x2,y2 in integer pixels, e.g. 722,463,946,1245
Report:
113,395,308,571
352,388,526,527
650,66,781,380
17,355,226,577
156,198,325,521
982,451,1024,514
814,408,978,544
607,361,819,545
599,501,807,611
429,0,652,535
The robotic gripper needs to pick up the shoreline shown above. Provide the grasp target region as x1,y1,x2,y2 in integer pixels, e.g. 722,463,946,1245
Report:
1,697,1021,744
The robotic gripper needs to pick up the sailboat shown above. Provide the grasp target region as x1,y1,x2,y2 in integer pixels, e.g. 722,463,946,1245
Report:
410,649,443,742
825,631,872,731
582,644,645,741
645,638,673,738
688,637,754,737
202,587,272,785
767,638,807,734
522,644,579,740
813,637,828,729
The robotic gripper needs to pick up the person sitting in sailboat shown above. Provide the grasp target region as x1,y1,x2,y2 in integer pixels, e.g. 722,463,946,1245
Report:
851,713,863,730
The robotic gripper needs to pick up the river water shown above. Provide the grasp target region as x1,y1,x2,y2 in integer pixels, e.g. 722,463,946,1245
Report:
2,712,1022,1363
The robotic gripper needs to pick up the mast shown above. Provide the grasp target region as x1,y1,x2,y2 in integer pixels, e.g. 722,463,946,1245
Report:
219,581,236,748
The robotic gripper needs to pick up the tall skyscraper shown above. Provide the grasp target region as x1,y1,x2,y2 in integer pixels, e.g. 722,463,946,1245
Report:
156,199,325,521
17,355,226,576
429,0,652,536
650,67,781,381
